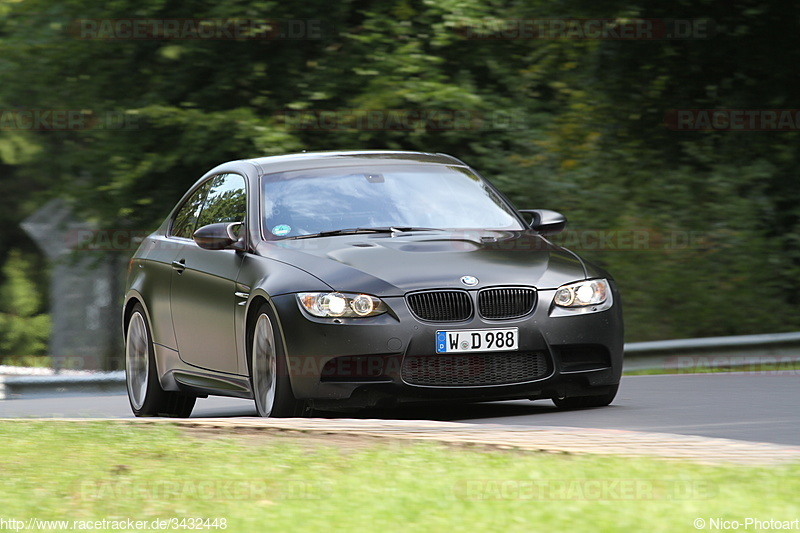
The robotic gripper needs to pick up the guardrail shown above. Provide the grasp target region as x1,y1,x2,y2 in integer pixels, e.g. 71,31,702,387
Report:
2,332,799,398
623,332,800,372
0,371,125,400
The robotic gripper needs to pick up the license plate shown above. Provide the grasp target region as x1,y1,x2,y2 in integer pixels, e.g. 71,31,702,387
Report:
436,328,518,353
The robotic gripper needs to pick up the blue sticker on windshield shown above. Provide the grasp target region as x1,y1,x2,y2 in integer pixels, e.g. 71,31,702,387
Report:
272,224,291,236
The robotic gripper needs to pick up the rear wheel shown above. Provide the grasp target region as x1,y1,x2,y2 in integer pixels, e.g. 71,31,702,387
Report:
125,303,195,417
250,305,305,417
552,384,619,409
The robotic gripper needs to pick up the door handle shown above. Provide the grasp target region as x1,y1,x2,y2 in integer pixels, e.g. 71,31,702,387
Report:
171,259,186,274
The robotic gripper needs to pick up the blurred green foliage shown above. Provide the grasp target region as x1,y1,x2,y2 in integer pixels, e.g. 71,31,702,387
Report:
0,0,798,347
0,251,50,358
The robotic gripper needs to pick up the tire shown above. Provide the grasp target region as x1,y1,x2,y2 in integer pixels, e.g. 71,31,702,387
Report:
125,303,196,417
250,304,305,418
552,384,619,410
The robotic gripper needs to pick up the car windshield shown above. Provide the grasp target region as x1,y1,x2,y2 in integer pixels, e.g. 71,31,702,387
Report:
260,164,524,239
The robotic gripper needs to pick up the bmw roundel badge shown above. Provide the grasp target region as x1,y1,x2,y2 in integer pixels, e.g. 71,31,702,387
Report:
460,275,479,286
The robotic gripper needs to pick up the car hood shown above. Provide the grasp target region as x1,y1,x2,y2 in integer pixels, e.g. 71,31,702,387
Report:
256,230,587,296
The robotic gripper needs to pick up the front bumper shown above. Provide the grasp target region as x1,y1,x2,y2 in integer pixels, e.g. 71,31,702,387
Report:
272,287,623,407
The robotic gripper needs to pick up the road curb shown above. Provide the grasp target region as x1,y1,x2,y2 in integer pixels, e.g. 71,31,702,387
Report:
6,417,800,466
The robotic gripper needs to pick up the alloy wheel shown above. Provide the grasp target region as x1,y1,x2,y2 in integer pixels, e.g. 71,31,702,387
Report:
125,311,149,411
252,313,278,416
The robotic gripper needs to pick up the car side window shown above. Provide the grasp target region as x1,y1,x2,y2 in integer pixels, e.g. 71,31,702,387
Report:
197,174,247,228
171,182,211,239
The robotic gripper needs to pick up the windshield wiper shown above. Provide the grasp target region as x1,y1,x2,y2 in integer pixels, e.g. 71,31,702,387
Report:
286,227,442,240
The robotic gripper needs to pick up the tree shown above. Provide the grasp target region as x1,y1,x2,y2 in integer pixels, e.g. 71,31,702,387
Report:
1,0,798,343
0,250,50,359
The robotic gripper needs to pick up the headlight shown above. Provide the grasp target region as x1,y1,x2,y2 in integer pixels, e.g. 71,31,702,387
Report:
554,279,608,307
297,292,388,318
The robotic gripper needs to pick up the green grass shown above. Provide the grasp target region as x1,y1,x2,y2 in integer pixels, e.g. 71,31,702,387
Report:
1,421,798,532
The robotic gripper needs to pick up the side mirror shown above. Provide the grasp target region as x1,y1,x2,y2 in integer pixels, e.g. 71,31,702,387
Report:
518,209,567,235
193,222,245,250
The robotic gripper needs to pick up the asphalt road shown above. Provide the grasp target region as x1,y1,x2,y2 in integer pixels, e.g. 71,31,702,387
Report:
1,373,798,446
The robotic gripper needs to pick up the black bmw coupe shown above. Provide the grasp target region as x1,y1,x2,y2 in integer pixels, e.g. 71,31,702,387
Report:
123,150,623,417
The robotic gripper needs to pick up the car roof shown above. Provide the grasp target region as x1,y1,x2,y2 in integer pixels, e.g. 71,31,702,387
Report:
240,150,468,175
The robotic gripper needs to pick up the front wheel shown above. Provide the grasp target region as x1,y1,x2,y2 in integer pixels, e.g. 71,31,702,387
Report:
552,384,619,409
125,303,195,417
250,305,305,418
